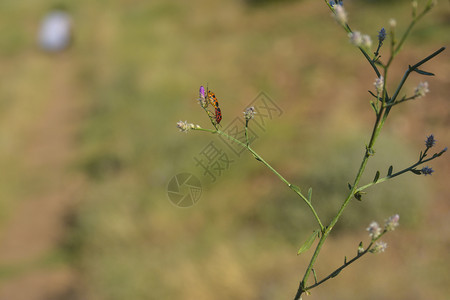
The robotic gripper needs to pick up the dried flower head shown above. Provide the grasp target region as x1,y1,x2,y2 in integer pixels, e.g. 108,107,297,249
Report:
367,221,382,239
414,82,429,98
385,214,400,231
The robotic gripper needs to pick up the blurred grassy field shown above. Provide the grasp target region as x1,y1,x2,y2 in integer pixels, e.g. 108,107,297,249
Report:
0,0,449,299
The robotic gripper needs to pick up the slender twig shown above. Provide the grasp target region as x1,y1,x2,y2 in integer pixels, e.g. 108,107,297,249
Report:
356,147,446,192
193,127,324,231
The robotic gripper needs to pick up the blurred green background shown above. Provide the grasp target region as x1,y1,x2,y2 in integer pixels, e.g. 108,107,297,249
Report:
0,0,449,299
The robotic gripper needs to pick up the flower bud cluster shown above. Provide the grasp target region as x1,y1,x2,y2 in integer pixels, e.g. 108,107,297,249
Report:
176,120,200,133
349,31,372,50
370,241,387,254
366,214,400,254
384,214,400,232
331,3,347,26
374,76,384,95
414,82,429,98
244,106,256,121
198,86,208,108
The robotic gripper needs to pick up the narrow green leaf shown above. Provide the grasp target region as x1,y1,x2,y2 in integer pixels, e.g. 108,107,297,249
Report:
290,184,302,195
373,171,380,183
307,187,313,202
410,169,422,175
370,101,378,113
330,269,341,278
413,68,435,76
368,90,377,98
312,268,318,284
344,256,347,264
387,165,393,176
297,229,320,255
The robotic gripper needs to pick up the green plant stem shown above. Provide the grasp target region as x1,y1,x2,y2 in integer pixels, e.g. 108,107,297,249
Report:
356,148,444,192
294,47,446,300
295,98,387,299
193,127,324,231
389,47,445,105
305,241,373,290
245,120,250,146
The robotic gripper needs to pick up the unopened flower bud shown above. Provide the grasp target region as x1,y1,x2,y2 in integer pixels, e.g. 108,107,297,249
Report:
425,0,437,10
358,242,364,254
425,134,436,149
198,86,208,108
389,19,397,29
377,28,386,44
421,166,434,176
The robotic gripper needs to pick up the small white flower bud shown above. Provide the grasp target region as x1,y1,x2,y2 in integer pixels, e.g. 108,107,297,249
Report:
332,5,348,26
244,106,256,121
374,76,384,94
176,120,195,133
414,82,429,98
367,221,382,239
385,214,400,231
370,241,387,254
389,18,397,29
